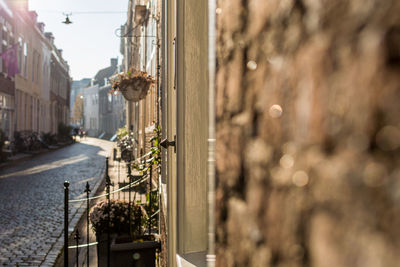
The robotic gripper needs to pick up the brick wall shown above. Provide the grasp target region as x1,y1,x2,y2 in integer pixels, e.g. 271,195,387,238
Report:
215,1,400,266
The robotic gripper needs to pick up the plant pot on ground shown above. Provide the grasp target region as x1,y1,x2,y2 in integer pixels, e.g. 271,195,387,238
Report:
96,233,160,267
90,199,160,267
111,234,160,267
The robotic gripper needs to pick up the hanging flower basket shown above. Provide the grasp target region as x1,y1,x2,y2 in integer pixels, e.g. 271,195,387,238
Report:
111,69,154,102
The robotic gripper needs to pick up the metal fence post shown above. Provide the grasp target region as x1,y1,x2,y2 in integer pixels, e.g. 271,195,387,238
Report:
149,165,152,234
105,157,111,267
74,230,80,267
106,156,109,178
64,181,69,267
127,164,132,236
84,182,91,267
118,158,121,200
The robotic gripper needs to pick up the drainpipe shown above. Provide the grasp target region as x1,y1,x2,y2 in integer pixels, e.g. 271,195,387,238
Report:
207,0,216,266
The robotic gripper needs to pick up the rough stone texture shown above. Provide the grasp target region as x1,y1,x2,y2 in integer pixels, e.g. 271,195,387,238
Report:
216,0,400,266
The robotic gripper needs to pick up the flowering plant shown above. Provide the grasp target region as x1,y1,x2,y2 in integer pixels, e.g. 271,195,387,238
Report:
117,131,136,162
89,199,147,236
110,68,154,101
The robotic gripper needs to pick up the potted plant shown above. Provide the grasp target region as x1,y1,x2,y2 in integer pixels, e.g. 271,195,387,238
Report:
110,69,154,102
90,199,160,267
117,132,136,163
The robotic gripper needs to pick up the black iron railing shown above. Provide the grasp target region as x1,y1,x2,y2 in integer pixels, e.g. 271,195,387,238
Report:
63,153,160,267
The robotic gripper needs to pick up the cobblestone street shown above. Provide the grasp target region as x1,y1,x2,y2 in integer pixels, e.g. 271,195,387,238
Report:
0,138,114,266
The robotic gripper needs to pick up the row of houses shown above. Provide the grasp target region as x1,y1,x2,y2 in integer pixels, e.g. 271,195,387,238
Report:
0,0,70,140
70,58,125,140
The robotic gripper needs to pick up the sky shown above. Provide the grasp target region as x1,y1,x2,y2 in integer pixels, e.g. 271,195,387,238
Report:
29,0,128,80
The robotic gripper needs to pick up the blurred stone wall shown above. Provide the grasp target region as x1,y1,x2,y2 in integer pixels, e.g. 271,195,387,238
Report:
215,1,400,266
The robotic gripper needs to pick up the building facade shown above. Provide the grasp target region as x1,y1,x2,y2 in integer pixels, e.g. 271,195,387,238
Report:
164,1,209,266
70,78,90,126
98,84,125,140
48,39,70,134
83,58,123,138
0,0,16,139
0,0,71,139
122,1,211,266
13,7,42,134
124,1,400,267
123,0,160,157
83,83,99,137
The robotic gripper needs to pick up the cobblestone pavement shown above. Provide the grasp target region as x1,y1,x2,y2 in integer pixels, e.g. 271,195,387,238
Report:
0,138,114,266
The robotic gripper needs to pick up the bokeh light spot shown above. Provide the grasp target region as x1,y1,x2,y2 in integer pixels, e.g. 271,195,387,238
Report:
269,105,283,118
280,154,294,169
292,171,309,187
247,60,258,70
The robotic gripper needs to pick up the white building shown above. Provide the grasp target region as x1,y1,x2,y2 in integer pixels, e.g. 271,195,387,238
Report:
83,83,99,137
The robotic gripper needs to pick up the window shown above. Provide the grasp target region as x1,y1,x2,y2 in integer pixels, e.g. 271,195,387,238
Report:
24,43,28,77
18,37,22,71
30,96,33,129
107,94,112,112
1,44,6,73
36,54,40,84
2,25,8,47
43,63,47,84
32,51,35,82
37,99,40,130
